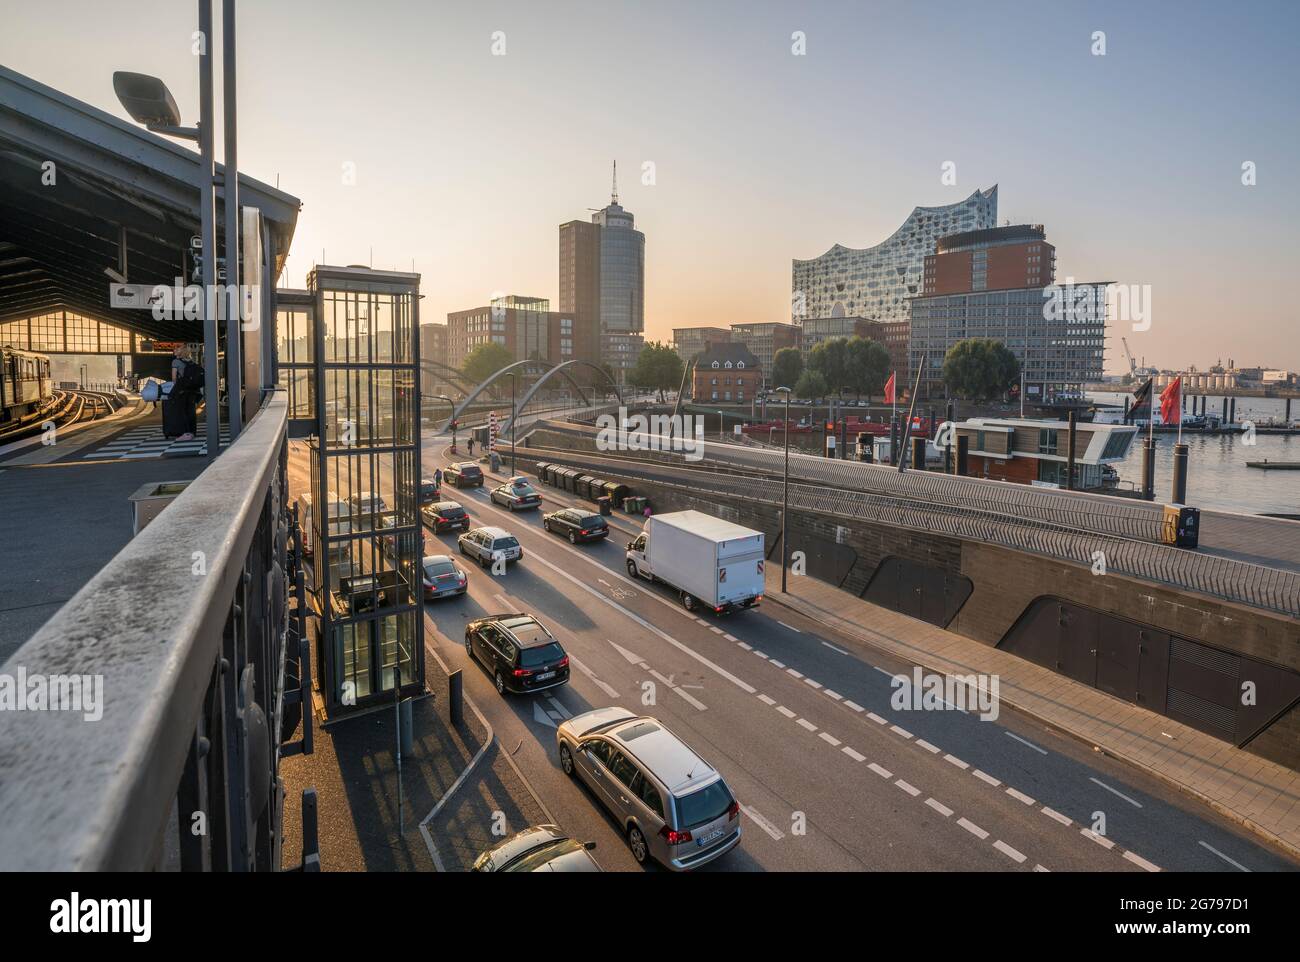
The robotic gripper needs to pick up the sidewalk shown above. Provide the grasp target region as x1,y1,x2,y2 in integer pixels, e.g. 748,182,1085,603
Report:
766,568,1300,859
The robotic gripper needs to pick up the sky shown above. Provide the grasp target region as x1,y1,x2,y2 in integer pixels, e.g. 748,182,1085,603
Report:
2,0,1297,373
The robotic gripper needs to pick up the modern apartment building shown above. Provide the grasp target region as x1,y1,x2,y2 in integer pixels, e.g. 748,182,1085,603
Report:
672,326,731,363
729,322,800,389
558,166,646,384
792,186,997,323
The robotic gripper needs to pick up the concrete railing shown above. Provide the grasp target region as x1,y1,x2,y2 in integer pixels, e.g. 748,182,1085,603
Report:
0,391,313,870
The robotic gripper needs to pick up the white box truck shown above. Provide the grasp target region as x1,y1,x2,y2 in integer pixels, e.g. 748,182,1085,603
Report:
625,510,765,614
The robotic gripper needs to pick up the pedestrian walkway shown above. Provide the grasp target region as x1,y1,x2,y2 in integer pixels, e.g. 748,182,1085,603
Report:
766,567,1300,859
79,422,231,460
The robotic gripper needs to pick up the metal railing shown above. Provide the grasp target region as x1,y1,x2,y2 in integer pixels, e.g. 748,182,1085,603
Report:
524,441,1300,619
0,391,315,870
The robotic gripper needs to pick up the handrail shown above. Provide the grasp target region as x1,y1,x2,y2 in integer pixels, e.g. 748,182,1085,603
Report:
0,392,290,870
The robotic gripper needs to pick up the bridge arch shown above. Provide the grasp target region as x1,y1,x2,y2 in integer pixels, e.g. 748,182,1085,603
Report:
506,359,623,428
448,359,593,425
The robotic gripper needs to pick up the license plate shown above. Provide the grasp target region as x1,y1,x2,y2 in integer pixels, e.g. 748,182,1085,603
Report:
696,829,723,846
534,671,555,681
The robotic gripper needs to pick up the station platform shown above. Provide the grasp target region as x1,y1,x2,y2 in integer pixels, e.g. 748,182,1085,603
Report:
0,400,230,660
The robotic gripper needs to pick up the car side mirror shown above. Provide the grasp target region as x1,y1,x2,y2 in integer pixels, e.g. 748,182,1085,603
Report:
583,840,597,851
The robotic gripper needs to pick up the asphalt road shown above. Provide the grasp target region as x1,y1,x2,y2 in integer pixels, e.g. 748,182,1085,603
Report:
286,436,1298,872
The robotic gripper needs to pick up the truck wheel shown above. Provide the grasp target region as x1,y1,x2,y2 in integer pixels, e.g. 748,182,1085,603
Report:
682,593,697,612
627,560,638,578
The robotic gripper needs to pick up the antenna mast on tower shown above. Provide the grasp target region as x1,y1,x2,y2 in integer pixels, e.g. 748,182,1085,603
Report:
611,160,618,205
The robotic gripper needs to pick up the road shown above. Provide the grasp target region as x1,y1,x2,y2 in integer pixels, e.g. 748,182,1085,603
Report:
413,436,1298,873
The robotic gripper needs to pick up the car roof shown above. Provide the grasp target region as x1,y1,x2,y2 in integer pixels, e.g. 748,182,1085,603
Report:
429,500,463,509
422,554,454,566
453,461,480,469
475,525,511,538
498,616,554,647
607,717,718,793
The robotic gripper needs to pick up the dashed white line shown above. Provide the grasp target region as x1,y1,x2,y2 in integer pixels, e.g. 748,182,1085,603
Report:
752,650,769,659
1041,806,1072,826
820,641,849,655
994,840,1027,863
925,798,953,817
545,696,572,719
1080,827,1116,850
1124,850,1162,873
709,626,724,635
796,717,817,732
1089,777,1143,808
842,746,866,763
822,689,843,701
867,763,892,779
567,655,619,699
944,754,969,770
973,769,1001,788
1006,787,1036,806
777,621,802,633
1005,731,1049,755
957,818,989,841
866,712,887,726
804,678,822,690
737,641,752,651
894,779,921,797
776,705,796,719
785,667,804,679
843,700,865,713
914,739,941,754
740,804,785,841
757,693,776,706
1033,864,1050,873
1198,841,1250,872
723,633,738,642
889,725,913,739
818,732,841,747
769,659,786,669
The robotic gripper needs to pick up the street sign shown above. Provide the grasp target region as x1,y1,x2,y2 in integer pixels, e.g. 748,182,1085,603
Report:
110,283,168,309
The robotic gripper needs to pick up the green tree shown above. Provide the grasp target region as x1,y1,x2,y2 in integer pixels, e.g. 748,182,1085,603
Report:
844,337,891,399
941,338,1021,400
629,341,684,402
795,370,828,400
461,341,516,386
808,337,849,395
770,347,803,391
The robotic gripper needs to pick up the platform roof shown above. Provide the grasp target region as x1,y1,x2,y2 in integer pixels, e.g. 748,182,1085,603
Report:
0,65,301,342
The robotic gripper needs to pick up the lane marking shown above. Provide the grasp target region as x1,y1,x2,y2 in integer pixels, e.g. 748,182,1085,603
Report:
1004,731,1049,755
769,659,787,669
737,641,752,651
973,769,1001,788
723,633,738,642
740,804,785,841
1006,787,1036,806
943,754,969,770
820,641,849,655
925,798,953,817
777,621,802,633
532,702,556,728
867,763,892,779
494,593,512,608
1033,864,1050,873
822,689,843,701
818,732,841,747
993,840,1026,863
914,739,941,754
957,818,989,841
889,725,913,739
796,718,817,732
648,667,708,711
842,746,866,762
1041,806,1072,826
568,654,620,699
607,639,647,664
894,779,921,797
866,712,887,726
1198,841,1250,872
757,693,776,706
786,667,804,679
776,705,796,719
803,678,822,690
752,650,769,659
1080,827,1115,850
1123,850,1162,873
545,696,572,719
843,700,865,713
1089,777,1143,808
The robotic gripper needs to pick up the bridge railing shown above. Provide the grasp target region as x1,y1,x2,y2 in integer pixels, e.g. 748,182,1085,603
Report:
0,391,313,870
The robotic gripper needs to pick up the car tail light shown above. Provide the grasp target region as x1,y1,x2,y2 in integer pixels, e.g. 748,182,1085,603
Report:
659,826,693,845
558,655,569,668
715,605,723,613
727,800,740,820
513,668,533,677
579,529,589,536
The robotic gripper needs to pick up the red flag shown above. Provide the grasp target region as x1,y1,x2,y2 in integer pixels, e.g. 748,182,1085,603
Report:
884,371,896,404
1159,376,1181,426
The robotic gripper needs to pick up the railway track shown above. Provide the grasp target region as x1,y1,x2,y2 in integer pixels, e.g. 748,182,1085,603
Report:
0,388,122,446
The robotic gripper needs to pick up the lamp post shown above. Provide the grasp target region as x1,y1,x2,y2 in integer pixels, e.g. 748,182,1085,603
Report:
774,386,792,593
511,372,518,475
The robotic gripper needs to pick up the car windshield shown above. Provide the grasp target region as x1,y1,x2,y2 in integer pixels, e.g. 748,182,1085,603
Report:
675,780,734,828
492,537,520,550
518,642,565,668
512,484,537,495
460,465,481,475
424,561,456,578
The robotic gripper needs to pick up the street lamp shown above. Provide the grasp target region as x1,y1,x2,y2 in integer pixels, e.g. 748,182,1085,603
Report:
773,386,793,593
510,372,518,475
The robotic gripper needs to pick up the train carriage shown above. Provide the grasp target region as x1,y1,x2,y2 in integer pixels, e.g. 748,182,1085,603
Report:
0,346,53,424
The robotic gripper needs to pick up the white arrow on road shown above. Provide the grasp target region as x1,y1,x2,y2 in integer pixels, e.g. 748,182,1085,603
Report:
533,702,557,728
608,639,647,665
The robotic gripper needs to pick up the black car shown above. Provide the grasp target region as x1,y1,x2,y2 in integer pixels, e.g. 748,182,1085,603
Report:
471,825,601,873
419,478,440,504
423,499,470,533
446,461,484,488
543,508,609,544
465,613,569,695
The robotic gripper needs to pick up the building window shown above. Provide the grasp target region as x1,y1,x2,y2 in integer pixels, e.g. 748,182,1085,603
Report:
1038,428,1058,455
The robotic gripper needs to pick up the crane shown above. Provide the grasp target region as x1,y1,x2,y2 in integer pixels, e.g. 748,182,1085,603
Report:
1121,337,1137,378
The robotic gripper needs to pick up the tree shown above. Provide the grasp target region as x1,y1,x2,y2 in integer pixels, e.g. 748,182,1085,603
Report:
795,370,828,400
942,338,1021,401
770,347,803,391
629,341,684,402
844,337,891,399
461,342,515,386
808,338,849,394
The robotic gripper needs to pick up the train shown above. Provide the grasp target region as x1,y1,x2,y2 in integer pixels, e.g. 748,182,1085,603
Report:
1,346,53,425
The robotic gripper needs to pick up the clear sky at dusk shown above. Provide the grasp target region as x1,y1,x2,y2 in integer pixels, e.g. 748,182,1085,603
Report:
2,0,1297,372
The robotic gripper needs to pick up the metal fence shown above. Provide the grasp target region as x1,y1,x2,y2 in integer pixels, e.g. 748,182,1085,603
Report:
526,441,1300,620
0,391,316,870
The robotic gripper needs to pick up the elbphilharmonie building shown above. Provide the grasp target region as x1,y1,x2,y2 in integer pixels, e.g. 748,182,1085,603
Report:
792,186,998,323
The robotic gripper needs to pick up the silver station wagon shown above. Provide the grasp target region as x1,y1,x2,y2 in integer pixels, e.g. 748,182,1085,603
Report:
556,707,741,871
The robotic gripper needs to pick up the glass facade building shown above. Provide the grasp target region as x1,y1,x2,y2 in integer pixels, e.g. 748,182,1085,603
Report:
792,186,997,323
